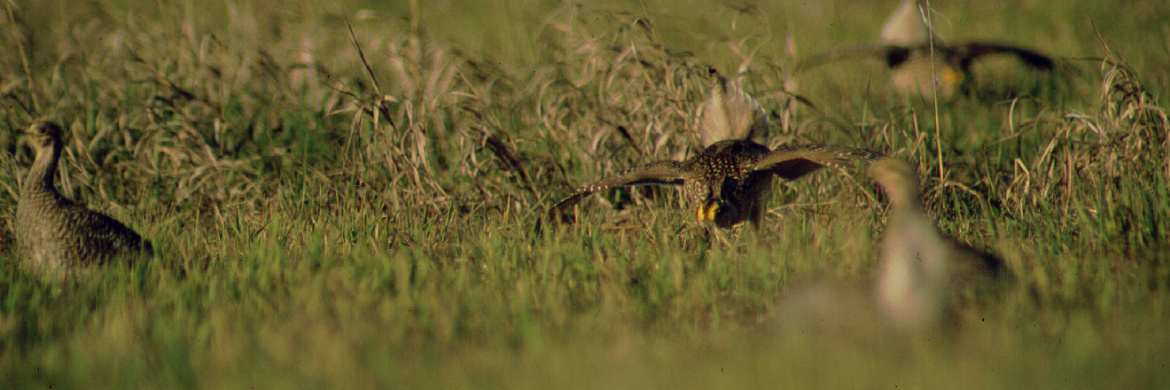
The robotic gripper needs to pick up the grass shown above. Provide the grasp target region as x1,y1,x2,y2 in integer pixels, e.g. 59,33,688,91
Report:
1,0,1168,388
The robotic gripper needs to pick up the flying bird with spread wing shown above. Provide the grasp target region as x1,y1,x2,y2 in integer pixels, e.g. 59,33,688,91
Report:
799,0,1055,100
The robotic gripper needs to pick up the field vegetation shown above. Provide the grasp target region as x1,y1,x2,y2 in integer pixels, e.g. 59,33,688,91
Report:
1,0,1168,388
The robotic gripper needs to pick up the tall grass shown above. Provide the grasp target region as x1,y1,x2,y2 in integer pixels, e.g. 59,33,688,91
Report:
1,0,1168,388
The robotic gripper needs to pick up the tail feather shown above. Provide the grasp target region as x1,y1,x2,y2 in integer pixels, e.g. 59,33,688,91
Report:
698,75,769,147
880,0,934,46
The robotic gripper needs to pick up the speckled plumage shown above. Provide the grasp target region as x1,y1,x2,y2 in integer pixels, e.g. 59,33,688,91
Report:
550,76,883,229
15,121,152,278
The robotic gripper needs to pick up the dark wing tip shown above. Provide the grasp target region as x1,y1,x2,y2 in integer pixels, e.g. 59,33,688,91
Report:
762,145,885,180
957,42,1055,70
547,191,591,226
1016,50,1055,70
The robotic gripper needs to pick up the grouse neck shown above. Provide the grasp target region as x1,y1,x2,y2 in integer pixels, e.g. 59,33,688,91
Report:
24,139,64,198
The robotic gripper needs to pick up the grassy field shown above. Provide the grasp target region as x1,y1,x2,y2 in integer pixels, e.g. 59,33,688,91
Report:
1,0,1168,388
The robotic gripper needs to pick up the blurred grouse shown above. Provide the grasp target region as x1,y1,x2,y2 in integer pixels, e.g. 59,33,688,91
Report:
799,0,1054,100
869,157,1007,331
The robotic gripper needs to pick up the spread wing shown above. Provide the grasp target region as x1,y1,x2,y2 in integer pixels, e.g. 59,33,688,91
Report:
549,161,688,222
798,44,913,71
950,42,1054,70
753,145,883,180
802,42,1053,72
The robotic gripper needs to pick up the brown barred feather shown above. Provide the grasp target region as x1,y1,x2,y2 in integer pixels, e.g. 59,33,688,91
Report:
15,121,153,280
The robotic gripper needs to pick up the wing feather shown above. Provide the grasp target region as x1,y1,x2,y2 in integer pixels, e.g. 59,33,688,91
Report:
798,44,914,70
952,42,1054,70
549,161,688,222
753,145,883,180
